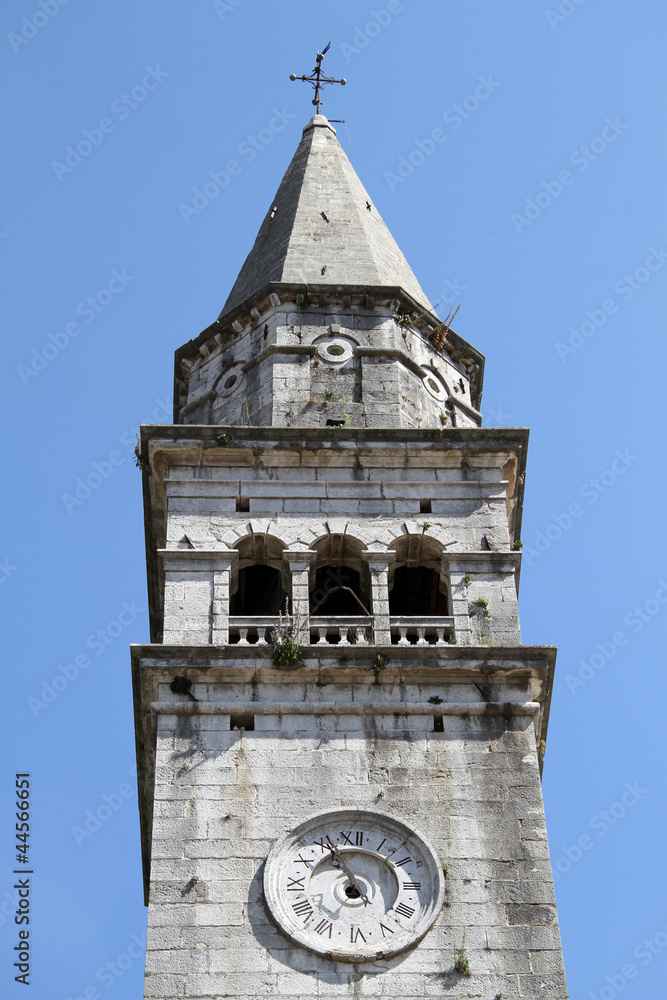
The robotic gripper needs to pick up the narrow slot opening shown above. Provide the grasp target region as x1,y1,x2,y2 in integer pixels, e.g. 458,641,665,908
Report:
236,497,250,512
420,499,432,514
230,713,255,731
433,716,444,733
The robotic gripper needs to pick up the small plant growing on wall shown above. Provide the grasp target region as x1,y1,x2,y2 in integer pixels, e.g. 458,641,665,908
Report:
214,433,228,447
134,434,148,470
373,653,388,680
513,539,523,550
271,602,305,668
474,597,489,615
464,573,473,585
454,940,471,976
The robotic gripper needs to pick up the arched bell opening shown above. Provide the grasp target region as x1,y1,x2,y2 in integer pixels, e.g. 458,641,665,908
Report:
309,534,371,617
388,535,448,616
231,535,288,615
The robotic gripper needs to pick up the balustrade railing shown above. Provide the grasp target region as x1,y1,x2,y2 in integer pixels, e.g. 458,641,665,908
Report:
309,617,374,646
228,617,276,646
227,616,455,647
390,617,455,646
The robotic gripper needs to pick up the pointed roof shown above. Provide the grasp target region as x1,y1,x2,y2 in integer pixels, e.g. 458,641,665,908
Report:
220,115,433,317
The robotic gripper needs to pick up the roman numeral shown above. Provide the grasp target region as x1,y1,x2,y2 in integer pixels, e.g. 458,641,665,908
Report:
314,837,328,853
350,926,367,944
287,877,305,891
379,922,394,937
403,882,421,891
395,902,415,919
339,830,363,846
293,854,314,868
292,899,313,920
394,856,411,868
376,838,386,852
314,919,333,937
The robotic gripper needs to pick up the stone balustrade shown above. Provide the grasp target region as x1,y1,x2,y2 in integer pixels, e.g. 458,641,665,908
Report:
227,615,455,647
390,616,455,646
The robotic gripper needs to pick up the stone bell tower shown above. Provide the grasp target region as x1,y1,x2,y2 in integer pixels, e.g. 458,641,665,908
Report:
132,112,568,998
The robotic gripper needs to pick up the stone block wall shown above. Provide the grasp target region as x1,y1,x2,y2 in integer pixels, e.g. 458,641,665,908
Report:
157,445,521,647
178,306,480,430
143,684,567,999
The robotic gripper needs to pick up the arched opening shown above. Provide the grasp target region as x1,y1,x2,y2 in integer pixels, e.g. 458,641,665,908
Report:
389,565,448,615
310,565,369,616
388,535,448,616
309,535,371,617
231,535,287,615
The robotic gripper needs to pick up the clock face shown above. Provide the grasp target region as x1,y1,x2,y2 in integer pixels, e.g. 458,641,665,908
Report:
263,809,445,962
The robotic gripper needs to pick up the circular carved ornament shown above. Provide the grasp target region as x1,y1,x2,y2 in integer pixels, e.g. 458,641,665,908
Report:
217,365,244,396
421,369,448,402
263,809,445,962
316,337,354,364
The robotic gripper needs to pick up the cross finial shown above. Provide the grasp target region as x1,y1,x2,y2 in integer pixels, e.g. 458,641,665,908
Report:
290,43,347,115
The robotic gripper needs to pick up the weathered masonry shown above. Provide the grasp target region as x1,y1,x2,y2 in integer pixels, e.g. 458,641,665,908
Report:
132,113,568,998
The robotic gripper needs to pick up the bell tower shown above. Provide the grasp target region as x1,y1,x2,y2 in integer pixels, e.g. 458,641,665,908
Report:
132,106,568,998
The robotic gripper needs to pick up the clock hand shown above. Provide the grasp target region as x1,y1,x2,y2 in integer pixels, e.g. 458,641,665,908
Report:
325,833,370,906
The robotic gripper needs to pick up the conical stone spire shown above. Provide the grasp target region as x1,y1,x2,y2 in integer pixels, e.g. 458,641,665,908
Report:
220,115,433,317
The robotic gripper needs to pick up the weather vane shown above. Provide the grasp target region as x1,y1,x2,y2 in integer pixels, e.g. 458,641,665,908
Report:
290,43,346,115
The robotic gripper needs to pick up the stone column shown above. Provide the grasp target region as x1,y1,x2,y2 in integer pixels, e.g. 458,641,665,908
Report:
443,552,522,647
211,550,239,646
441,554,472,647
362,550,396,646
282,550,318,643
160,549,237,645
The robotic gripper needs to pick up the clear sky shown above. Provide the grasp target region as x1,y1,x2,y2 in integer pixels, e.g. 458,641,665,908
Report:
2,1,666,998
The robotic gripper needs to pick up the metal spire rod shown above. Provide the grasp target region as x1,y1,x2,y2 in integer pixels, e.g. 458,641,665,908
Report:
290,42,347,114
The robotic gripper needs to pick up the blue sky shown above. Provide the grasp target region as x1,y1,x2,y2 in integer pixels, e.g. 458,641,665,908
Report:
2,1,666,997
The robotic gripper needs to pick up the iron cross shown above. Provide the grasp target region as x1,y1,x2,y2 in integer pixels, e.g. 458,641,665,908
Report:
290,43,347,114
